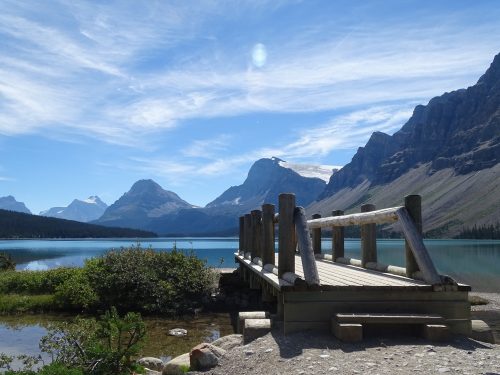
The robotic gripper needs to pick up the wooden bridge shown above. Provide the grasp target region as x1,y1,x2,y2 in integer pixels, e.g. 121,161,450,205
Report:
234,193,471,339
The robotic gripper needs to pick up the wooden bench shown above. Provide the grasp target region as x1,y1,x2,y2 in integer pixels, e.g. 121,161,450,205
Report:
332,313,449,342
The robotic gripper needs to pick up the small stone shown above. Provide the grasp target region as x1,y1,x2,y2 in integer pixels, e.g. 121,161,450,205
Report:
307,365,314,369
366,362,376,367
244,349,255,355
162,353,190,375
414,353,424,357
328,367,338,371
138,357,164,372
437,367,450,373
168,328,187,337
189,343,226,371
319,354,330,358
264,348,273,353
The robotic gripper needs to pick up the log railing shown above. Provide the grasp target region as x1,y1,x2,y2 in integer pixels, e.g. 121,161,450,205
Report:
238,193,447,287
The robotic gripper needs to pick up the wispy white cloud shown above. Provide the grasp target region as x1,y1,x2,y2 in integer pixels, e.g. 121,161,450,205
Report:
0,1,499,147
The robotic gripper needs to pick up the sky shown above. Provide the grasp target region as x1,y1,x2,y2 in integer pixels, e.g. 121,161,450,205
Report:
1,0,500,214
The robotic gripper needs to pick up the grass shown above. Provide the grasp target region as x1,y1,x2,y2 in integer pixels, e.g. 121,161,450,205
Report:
0,294,56,314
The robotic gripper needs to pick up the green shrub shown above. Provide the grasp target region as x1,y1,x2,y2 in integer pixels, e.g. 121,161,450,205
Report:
54,269,97,311
85,245,215,314
40,308,146,375
0,268,79,295
0,294,56,314
0,252,16,271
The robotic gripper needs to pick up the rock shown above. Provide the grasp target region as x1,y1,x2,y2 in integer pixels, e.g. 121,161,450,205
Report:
211,334,243,350
190,343,226,370
138,357,164,372
470,320,496,344
162,353,190,375
168,328,187,337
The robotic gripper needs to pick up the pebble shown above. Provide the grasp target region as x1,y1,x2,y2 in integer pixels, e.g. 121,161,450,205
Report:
264,349,273,353
437,367,450,373
319,354,330,358
328,367,338,371
244,350,254,356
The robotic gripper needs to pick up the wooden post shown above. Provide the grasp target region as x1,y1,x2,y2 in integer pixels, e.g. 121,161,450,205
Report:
332,210,344,261
262,204,275,266
295,207,320,286
405,195,421,277
311,213,322,254
361,204,377,267
251,210,262,259
278,193,296,277
244,214,251,255
239,216,245,254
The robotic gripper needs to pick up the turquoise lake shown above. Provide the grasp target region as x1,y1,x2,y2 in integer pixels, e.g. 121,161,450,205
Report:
1,237,499,292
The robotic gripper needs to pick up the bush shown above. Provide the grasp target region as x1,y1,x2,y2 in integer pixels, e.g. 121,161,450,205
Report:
1,308,144,374
0,252,16,271
85,245,215,314
0,245,216,315
0,268,78,295
54,269,97,311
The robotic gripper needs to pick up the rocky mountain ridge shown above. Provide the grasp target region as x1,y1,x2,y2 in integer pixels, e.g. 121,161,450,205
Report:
313,52,500,236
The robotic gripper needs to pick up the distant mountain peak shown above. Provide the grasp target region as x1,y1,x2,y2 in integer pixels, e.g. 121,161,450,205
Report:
207,157,329,209
40,195,108,222
94,179,193,229
0,195,31,214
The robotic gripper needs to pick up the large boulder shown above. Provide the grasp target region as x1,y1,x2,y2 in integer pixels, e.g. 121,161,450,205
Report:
138,357,164,372
211,334,243,350
162,353,190,375
189,343,226,370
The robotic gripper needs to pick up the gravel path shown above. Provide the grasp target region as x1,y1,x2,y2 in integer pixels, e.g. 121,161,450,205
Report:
194,331,500,375
191,292,500,375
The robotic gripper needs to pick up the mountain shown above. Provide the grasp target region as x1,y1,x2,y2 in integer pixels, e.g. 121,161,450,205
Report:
147,157,333,235
40,196,108,222
95,160,333,235
0,196,31,214
310,52,500,237
94,179,193,230
0,209,156,238
207,157,331,213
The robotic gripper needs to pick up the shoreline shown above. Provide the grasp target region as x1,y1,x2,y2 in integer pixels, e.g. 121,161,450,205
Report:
189,292,500,375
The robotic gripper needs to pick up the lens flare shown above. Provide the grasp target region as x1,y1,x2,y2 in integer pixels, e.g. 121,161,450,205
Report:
252,43,267,68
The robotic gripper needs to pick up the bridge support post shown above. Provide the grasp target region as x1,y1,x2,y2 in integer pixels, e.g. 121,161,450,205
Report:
262,204,276,266
251,210,262,260
332,210,344,261
361,204,377,267
244,214,252,257
311,213,322,254
239,216,245,255
278,193,296,277
405,195,422,277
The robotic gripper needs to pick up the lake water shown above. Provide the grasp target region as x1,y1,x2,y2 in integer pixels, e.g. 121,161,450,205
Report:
1,237,499,292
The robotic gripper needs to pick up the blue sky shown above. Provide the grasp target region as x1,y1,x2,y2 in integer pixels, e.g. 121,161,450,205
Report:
1,0,500,214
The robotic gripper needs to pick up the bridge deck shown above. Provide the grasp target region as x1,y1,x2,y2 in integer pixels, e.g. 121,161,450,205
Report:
234,253,471,334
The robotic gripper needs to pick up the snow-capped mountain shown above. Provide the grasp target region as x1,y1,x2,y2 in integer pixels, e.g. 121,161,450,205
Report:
204,157,332,217
277,159,340,182
40,196,108,222
0,195,31,214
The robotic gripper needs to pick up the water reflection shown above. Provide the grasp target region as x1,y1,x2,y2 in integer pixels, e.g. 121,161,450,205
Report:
0,313,234,366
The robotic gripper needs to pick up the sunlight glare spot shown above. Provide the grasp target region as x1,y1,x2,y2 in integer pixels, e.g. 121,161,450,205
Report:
252,43,267,68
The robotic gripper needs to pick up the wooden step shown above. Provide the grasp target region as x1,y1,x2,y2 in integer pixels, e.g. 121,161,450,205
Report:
335,313,445,325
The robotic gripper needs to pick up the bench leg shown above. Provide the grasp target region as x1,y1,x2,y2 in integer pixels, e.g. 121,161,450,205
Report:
422,324,449,341
332,320,363,342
